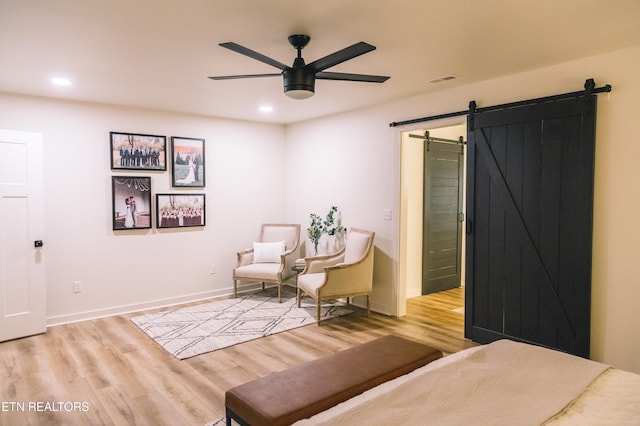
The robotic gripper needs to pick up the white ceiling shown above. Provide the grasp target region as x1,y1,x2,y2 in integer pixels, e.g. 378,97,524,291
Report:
1,0,639,124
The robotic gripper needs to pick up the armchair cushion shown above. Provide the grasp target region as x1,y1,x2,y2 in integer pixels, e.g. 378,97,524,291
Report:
344,231,371,264
252,240,285,263
234,263,282,281
296,272,327,297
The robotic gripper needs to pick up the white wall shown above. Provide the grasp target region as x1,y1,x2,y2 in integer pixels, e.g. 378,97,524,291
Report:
0,94,286,323
400,130,424,300
285,110,400,314
1,43,638,374
286,44,640,374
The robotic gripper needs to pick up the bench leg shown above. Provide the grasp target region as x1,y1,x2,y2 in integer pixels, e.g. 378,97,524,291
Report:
317,299,321,324
233,280,238,298
226,407,249,426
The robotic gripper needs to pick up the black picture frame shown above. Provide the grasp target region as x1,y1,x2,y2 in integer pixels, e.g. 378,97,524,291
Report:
156,193,206,228
110,132,167,171
112,176,152,230
171,136,205,187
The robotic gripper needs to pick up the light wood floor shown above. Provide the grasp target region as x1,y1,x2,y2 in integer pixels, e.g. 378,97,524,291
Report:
0,286,475,426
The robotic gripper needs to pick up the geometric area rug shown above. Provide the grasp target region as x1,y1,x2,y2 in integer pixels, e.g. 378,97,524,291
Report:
203,419,226,426
131,288,352,360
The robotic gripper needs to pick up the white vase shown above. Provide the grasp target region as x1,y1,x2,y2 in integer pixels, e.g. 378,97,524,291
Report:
318,233,345,255
306,240,320,257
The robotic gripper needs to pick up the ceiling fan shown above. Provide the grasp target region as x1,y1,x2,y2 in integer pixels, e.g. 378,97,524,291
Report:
209,34,390,100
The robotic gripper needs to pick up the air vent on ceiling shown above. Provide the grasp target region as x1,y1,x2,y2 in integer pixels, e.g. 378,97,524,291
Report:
429,75,457,83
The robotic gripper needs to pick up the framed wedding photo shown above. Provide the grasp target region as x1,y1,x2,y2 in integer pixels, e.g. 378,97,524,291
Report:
110,132,167,171
112,176,152,231
171,136,205,187
156,194,206,228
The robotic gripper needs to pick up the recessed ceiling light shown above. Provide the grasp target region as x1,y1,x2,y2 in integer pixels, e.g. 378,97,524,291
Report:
259,105,273,113
51,77,72,86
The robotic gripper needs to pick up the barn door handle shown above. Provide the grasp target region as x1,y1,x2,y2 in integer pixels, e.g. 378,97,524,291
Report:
466,220,473,235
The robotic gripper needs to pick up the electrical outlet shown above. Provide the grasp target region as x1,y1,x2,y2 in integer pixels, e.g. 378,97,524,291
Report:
73,281,82,293
210,264,216,274
383,209,392,220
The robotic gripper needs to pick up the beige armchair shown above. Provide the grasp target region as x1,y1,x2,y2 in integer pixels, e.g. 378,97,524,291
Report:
233,224,300,302
297,228,375,322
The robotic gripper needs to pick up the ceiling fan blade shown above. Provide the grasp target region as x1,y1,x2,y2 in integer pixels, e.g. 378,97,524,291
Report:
307,42,376,72
219,42,288,71
208,73,281,80
316,71,390,83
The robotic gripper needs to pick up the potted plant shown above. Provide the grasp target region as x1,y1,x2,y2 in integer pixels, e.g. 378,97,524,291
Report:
306,213,324,255
306,206,346,255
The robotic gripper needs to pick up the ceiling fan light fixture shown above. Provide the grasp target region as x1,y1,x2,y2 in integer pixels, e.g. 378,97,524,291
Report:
285,89,314,99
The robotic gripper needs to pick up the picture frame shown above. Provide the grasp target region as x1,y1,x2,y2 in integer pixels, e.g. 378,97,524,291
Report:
110,132,167,171
171,136,205,187
112,176,152,230
156,193,206,228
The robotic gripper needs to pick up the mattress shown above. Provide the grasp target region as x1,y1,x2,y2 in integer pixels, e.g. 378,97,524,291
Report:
294,339,640,425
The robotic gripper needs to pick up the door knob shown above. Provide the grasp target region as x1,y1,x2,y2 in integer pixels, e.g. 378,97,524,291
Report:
34,240,44,248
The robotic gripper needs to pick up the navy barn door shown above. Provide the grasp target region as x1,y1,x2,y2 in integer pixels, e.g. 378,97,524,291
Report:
465,94,596,358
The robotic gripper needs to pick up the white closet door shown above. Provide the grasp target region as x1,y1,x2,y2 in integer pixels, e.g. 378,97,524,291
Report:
0,129,46,341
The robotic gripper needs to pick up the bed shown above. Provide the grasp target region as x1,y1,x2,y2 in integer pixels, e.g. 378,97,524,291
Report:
293,339,640,425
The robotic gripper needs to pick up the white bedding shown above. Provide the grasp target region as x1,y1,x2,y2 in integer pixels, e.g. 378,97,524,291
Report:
295,339,639,425
545,368,640,425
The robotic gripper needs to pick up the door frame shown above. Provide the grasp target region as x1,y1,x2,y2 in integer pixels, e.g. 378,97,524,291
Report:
398,123,467,301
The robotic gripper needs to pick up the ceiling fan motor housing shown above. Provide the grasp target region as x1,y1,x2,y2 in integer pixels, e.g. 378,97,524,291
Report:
283,67,315,97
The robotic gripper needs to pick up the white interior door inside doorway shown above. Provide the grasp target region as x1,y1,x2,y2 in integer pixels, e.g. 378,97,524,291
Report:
0,129,46,341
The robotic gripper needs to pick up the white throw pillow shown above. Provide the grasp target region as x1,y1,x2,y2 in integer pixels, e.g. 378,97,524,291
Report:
253,240,285,263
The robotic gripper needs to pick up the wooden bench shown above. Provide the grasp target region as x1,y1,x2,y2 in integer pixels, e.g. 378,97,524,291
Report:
225,335,443,425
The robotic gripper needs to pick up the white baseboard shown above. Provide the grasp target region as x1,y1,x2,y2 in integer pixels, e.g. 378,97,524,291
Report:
46,287,234,327
406,288,422,299
45,280,382,327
